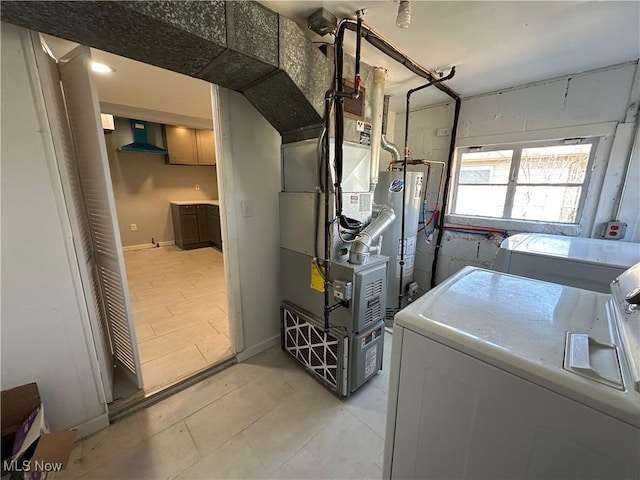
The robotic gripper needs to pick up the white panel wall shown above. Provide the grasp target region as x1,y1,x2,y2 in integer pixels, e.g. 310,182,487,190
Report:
0,24,108,433
395,62,639,285
215,88,282,355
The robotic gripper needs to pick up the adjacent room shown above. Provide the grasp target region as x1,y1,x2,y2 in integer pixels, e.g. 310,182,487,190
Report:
1,1,639,479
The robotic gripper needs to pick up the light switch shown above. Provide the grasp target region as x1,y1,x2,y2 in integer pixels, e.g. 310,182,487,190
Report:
241,200,253,218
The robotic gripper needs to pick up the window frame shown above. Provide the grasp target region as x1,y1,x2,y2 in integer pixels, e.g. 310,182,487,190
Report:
450,138,598,225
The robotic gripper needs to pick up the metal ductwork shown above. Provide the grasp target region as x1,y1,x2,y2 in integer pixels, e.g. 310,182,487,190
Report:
0,1,332,139
381,95,401,163
381,134,401,163
349,205,396,265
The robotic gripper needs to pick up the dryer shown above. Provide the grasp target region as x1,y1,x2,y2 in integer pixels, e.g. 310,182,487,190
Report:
492,233,640,292
383,263,640,479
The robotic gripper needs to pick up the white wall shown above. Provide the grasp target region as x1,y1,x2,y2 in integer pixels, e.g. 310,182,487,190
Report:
215,88,282,355
395,62,639,285
1,24,108,433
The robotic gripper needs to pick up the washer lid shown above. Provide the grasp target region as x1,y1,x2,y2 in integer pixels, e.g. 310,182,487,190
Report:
502,233,640,269
395,267,640,426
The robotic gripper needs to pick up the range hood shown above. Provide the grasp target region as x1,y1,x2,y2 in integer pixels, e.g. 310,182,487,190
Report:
118,119,168,155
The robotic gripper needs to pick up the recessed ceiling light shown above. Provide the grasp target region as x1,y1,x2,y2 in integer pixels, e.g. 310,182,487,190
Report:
91,61,115,73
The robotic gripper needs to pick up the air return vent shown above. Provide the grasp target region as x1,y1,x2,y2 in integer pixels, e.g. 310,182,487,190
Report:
282,303,347,394
343,79,366,120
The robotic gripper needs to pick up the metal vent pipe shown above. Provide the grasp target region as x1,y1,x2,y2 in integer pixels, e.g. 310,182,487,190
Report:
349,205,396,265
369,67,387,190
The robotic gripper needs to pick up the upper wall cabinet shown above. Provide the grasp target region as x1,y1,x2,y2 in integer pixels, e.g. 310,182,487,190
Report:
165,125,216,166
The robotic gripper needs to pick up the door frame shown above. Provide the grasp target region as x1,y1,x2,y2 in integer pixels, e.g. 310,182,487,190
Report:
210,84,244,354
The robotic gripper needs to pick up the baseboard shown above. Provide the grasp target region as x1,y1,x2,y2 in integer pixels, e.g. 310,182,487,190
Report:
122,240,175,252
72,411,110,439
236,334,280,362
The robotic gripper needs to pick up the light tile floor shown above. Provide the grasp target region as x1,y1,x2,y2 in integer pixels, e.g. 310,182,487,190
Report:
59,333,392,480
124,246,232,392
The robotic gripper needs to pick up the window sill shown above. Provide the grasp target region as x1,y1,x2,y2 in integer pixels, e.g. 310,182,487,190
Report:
445,214,581,236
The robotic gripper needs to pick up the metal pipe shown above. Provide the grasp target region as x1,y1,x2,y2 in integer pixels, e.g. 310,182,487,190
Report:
381,135,401,163
370,67,387,190
349,205,396,265
323,91,333,332
431,97,462,288
338,19,460,100
399,71,456,308
381,94,401,163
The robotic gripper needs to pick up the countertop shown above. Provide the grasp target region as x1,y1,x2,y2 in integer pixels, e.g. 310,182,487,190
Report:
170,200,220,206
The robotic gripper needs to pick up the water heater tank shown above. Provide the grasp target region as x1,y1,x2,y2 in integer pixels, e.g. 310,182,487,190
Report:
374,171,423,324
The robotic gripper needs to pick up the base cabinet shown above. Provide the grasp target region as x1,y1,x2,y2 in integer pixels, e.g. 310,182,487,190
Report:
208,205,222,249
172,203,220,250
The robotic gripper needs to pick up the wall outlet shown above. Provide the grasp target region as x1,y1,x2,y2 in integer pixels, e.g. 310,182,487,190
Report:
195,184,200,191
241,200,253,218
130,223,137,231
602,220,626,239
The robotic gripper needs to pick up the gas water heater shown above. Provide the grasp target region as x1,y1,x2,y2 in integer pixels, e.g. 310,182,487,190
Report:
374,171,423,325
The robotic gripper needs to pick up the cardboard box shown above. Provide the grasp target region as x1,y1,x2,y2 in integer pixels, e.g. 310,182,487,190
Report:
1,383,76,479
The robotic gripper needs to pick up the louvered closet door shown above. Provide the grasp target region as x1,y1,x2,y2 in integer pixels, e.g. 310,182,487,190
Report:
57,45,143,389
32,35,116,401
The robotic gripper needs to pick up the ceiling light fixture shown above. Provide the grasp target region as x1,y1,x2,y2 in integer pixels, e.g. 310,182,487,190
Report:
91,61,115,73
396,0,411,29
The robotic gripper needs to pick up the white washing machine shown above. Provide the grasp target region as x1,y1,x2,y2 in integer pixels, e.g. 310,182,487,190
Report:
383,263,640,479
492,233,640,293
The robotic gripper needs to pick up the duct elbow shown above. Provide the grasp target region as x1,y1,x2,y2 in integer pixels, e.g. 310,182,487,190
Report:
349,206,396,265
381,134,401,163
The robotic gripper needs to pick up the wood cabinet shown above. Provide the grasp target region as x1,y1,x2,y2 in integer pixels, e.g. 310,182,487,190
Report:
172,204,211,249
196,130,216,165
172,203,221,250
165,125,216,166
208,205,222,250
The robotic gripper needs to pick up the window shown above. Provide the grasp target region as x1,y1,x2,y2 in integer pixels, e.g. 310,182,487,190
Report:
451,140,596,224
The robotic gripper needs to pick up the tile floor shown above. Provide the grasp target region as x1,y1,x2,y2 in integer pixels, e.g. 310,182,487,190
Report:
59,333,392,480
124,246,232,392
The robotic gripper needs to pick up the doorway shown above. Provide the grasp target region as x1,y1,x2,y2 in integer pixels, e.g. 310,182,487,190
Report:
37,32,234,407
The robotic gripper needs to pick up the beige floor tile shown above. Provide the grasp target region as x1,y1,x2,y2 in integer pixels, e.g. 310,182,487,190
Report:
268,448,333,480
149,313,213,338
131,292,187,314
140,344,208,391
344,381,388,439
132,281,194,298
176,433,267,479
167,299,225,317
134,324,155,342
58,414,146,479
78,422,199,480
131,305,173,325
184,370,295,456
300,408,384,479
132,367,244,439
138,322,218,363
242,387,343,474
196,334,233,364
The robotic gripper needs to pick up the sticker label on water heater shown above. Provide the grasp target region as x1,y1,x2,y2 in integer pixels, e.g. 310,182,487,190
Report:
415,175,423,199
389,179,404,193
